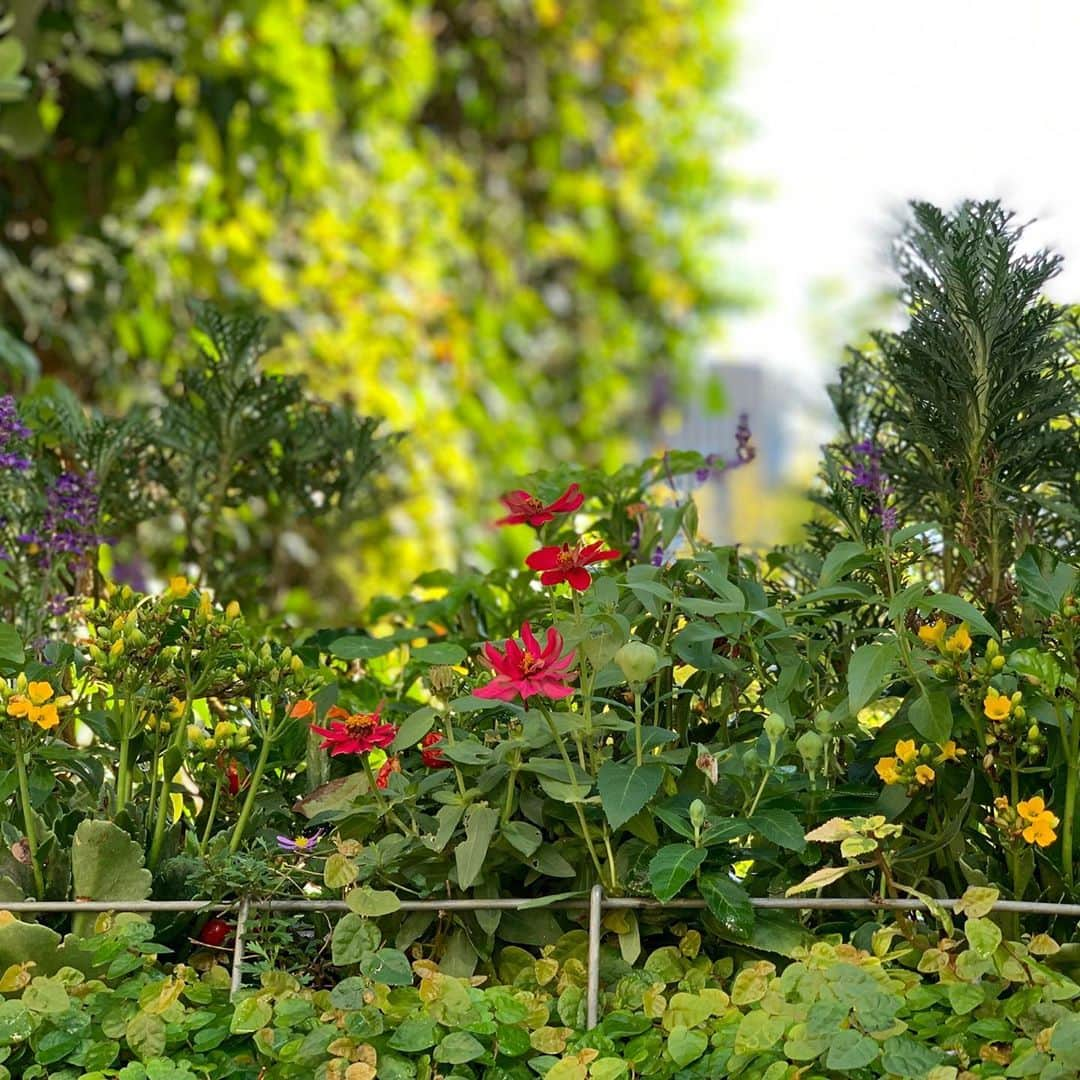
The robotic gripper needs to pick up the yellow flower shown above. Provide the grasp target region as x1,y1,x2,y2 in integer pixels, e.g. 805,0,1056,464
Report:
914,764,935,785
895,739,918,764
918,619,947,648
1022,810,1059,848
935,740,966,763
1017,796,1047,822
6,681,66,730
984,687,1012,722
169,576,193,599
875,756,901,785
944,623,972,655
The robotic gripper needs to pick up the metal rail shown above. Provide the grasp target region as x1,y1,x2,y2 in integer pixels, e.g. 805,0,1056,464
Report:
7,891,1076,1027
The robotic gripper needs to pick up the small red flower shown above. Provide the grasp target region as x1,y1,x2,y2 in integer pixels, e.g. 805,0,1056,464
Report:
225,757,243,796
376,756,401,789
496,483,584,527
420,731,451,769
475,622,577,703
310,703,397,757
525,540,621,591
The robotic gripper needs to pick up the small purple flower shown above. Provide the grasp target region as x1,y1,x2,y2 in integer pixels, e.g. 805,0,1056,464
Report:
0,396,31,471
276,829,325,853
845,440,897,535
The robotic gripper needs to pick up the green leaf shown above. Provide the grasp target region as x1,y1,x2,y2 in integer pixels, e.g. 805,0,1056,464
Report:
954,886,999,919
71,820,152,938
848,642,899,713
502,820,543,858
749,809,807,852
229,997,272,1034
323,853,358,889
359,947,412,986
909,689,952,744
917,594,997,640
965,917,1002,959
331,913,381,966
880,1034,944,1077
391,706,438,751
345,886,401,917
455,805,499,889
389,1016,439,1052
734,1010,786,1054
0,624,23,665
667,1025,708,1067
597,762,664,830
648,844,706,902
826,1029,880,1070
412,642,466,665
700,873,754,941
433,1031,486,1064
818,541,872,586
946,982,984,1015
329,635,397,660
1050,1014,1080,1069
125,1012,166,1060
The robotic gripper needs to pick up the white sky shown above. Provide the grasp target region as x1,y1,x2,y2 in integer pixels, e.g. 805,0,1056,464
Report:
724,0,1080,416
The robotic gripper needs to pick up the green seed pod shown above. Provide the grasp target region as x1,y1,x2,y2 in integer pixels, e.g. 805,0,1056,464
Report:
614,640,660,686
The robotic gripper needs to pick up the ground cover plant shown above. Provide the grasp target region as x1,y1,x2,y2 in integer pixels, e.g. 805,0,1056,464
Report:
0,200,1077,1077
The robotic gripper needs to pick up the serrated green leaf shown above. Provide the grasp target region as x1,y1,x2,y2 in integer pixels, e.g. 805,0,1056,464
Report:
597,762,663,830
647,844,706,902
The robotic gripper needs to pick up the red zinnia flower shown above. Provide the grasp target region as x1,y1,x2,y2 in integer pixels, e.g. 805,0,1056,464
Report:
525,540,621,591
496,483,584,527
474,622,576,703
376,756,401,789
420,731,451,769
310,703,397,757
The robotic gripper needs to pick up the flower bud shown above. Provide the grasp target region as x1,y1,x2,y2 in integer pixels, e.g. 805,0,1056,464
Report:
187,724,202,742
1011,691,1023,706
814,711,835,735
991,655,1005,671
615,640,660,686
763,714,786,742
986,639,999,659
1028,724,1040,741
1013,705,1026,721
225,601,241,621
689,799,707,831
88,644,106,665
127,628,147,648
281,647,293,665
796,730,823,764
290,654,304,675
109,638,125,659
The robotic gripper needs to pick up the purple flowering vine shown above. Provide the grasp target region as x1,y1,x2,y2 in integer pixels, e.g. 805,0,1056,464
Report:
0,396,31,472
846,439,897,533
18,470,103,568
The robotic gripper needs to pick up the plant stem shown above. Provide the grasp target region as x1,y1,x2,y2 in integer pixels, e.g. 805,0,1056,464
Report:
199,772,225,855
540,707,609,888
501,753,518,824
1062,700,1077,889
652,598,679,730
115,733,131,813
633,689,643,767
14,728,44,898
229,721,275,854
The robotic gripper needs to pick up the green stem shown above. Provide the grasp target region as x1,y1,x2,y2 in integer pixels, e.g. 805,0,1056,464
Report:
633,690,643,767
14,728,44,898
442,713,469,799
502,752,518,824
229,721,276,854
1062,700,1078,890
540,707,610,889
652,598,679,730
199,772,225,855
115,733,131,813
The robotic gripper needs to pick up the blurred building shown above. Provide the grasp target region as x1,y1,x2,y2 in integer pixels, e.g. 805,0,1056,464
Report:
668,361,810,547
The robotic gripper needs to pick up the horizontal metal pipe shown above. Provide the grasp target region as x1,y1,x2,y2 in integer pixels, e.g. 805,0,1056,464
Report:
4,896,1080,916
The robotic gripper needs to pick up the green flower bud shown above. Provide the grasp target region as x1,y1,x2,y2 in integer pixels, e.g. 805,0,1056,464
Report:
290,654,304,675
614,640,660,686
986,639,999,659
1013,705,1026,721
814,711,835,735
689,799,707,831
1027,724,1040,741
991,655,1005,671
763,714,786,743
795,730,823,764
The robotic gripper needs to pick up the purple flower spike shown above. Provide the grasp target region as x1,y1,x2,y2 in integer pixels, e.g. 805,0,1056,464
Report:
276,829,325,853
845,439,898,535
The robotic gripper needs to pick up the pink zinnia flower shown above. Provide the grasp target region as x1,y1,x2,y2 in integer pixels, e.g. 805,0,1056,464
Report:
310,703,397,757
474,622,577,703
496,483,584,527
525,540,620,591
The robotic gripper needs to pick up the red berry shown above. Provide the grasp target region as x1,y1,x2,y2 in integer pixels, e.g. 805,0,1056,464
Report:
197,918,231,947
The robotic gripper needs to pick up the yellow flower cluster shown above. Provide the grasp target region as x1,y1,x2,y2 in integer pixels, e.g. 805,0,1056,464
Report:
993,795,1059,848
6,680,71,731
875,738,966,789
918,619,972,656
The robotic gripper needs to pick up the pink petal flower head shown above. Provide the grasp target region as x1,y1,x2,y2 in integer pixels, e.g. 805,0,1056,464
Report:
474,621,577,704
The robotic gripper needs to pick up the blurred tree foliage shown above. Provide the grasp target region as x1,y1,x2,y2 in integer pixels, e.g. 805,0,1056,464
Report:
0,0,741,596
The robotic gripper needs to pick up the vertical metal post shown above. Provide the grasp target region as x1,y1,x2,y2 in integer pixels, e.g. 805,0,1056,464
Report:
230,897,249,999
586,884,604,1030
